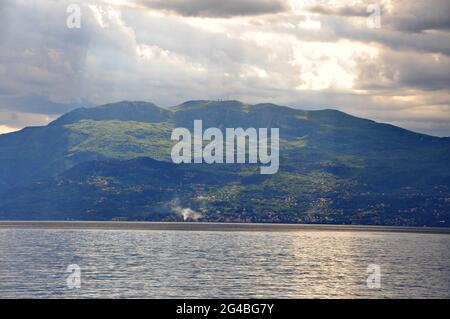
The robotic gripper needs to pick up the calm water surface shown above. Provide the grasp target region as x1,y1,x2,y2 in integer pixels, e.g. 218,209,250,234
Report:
0,229,449,298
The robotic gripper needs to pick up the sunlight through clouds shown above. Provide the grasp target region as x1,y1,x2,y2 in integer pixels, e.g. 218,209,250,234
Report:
0,125,18,134
0,0,449,136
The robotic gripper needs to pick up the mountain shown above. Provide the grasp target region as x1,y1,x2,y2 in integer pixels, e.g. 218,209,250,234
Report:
0,100,449,226
53,101,170,125
0,101,173,192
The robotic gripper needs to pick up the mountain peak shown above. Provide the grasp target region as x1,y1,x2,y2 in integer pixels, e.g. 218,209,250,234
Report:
51,101,170,125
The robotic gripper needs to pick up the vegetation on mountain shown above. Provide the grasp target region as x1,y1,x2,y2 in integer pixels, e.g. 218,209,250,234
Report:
0,100,449,226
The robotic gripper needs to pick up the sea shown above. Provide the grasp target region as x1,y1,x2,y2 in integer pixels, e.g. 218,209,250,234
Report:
0,226,449,298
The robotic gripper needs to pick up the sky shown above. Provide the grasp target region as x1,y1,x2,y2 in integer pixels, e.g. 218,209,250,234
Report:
0,0,449,136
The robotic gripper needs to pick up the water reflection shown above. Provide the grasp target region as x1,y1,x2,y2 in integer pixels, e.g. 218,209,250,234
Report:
0,229,449,298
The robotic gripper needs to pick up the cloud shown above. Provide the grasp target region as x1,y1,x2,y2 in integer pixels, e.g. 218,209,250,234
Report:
0,0,449,136
135,0,289,17
355,49,450,91
0,0,93,115
306,0,450,33
307,4,370,17
386,0,450,33
0,108,56,132
300,1,450,56
0,93,91,115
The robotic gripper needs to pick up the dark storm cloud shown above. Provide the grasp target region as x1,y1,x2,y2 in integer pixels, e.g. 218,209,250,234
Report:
135,0,289,17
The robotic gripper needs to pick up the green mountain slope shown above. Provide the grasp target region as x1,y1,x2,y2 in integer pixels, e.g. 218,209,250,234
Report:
0,100,449,225
0,101,173,191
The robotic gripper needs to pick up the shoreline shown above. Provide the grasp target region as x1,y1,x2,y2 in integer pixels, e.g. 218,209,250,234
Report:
0,221,449,234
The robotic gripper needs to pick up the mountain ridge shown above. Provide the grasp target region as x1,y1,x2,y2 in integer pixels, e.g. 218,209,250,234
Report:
0,100,449,225
1,100,444,139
